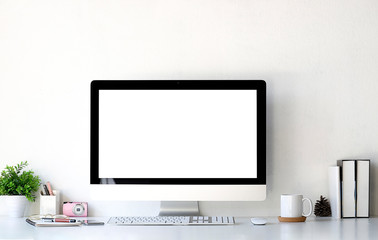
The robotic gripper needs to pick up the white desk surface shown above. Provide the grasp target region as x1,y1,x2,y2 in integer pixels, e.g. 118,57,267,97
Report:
0,216,376,240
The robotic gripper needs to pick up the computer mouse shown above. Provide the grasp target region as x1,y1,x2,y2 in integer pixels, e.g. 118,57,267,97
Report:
251,218,267,225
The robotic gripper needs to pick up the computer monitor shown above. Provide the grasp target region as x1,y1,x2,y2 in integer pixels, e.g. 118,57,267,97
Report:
90,80,266,215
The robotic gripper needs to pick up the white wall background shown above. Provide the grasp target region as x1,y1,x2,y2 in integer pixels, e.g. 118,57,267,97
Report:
1,0,378,217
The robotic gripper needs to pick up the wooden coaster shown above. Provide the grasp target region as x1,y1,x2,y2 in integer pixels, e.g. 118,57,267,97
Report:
278,216,306,222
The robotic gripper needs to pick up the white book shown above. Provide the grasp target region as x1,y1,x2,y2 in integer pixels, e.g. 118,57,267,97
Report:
356,160,370,217
328,166,341,218
337,160,356,218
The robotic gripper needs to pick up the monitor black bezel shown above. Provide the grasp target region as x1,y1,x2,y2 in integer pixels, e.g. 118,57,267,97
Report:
90,80,266,185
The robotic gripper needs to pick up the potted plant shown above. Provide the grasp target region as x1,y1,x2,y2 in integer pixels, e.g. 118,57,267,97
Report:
0,161,41,217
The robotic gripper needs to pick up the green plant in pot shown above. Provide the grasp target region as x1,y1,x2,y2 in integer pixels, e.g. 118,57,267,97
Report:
0,161,41,217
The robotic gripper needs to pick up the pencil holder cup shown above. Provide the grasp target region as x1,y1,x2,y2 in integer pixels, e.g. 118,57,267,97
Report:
40,190,60,215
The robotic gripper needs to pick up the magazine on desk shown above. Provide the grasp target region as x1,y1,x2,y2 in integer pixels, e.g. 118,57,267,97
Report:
26,218,81,227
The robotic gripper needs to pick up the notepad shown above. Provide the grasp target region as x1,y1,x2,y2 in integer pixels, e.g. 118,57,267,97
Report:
26,218,81,227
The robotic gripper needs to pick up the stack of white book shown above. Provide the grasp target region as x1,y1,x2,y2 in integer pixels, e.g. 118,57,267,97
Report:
328,159,370,218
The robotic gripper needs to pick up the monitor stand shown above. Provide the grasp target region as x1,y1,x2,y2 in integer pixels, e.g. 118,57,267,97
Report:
158,201,200,216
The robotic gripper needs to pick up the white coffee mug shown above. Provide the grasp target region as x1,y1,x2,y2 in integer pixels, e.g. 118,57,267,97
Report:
281,194,313,218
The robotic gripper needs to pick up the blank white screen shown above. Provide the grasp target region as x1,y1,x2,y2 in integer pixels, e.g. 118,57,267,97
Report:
99,90,257,178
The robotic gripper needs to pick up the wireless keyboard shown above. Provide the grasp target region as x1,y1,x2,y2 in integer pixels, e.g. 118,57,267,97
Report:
108,216,235,225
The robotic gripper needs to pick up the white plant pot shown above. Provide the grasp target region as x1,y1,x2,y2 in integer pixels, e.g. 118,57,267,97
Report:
6,195,28,217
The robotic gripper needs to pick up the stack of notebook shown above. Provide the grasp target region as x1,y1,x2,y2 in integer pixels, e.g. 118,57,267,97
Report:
329,159,370,218
26,218,81,227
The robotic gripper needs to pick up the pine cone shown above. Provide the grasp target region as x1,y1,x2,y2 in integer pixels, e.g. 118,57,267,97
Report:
314,195,332,217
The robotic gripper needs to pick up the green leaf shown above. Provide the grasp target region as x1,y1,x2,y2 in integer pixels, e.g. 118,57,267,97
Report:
0,161,40,202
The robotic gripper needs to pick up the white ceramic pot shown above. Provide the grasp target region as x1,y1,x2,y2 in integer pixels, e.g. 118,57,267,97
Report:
6,195,28,217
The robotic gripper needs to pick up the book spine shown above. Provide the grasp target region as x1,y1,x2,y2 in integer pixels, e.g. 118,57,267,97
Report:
328,166,341,218
356,160,370,217
338,160,356,218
